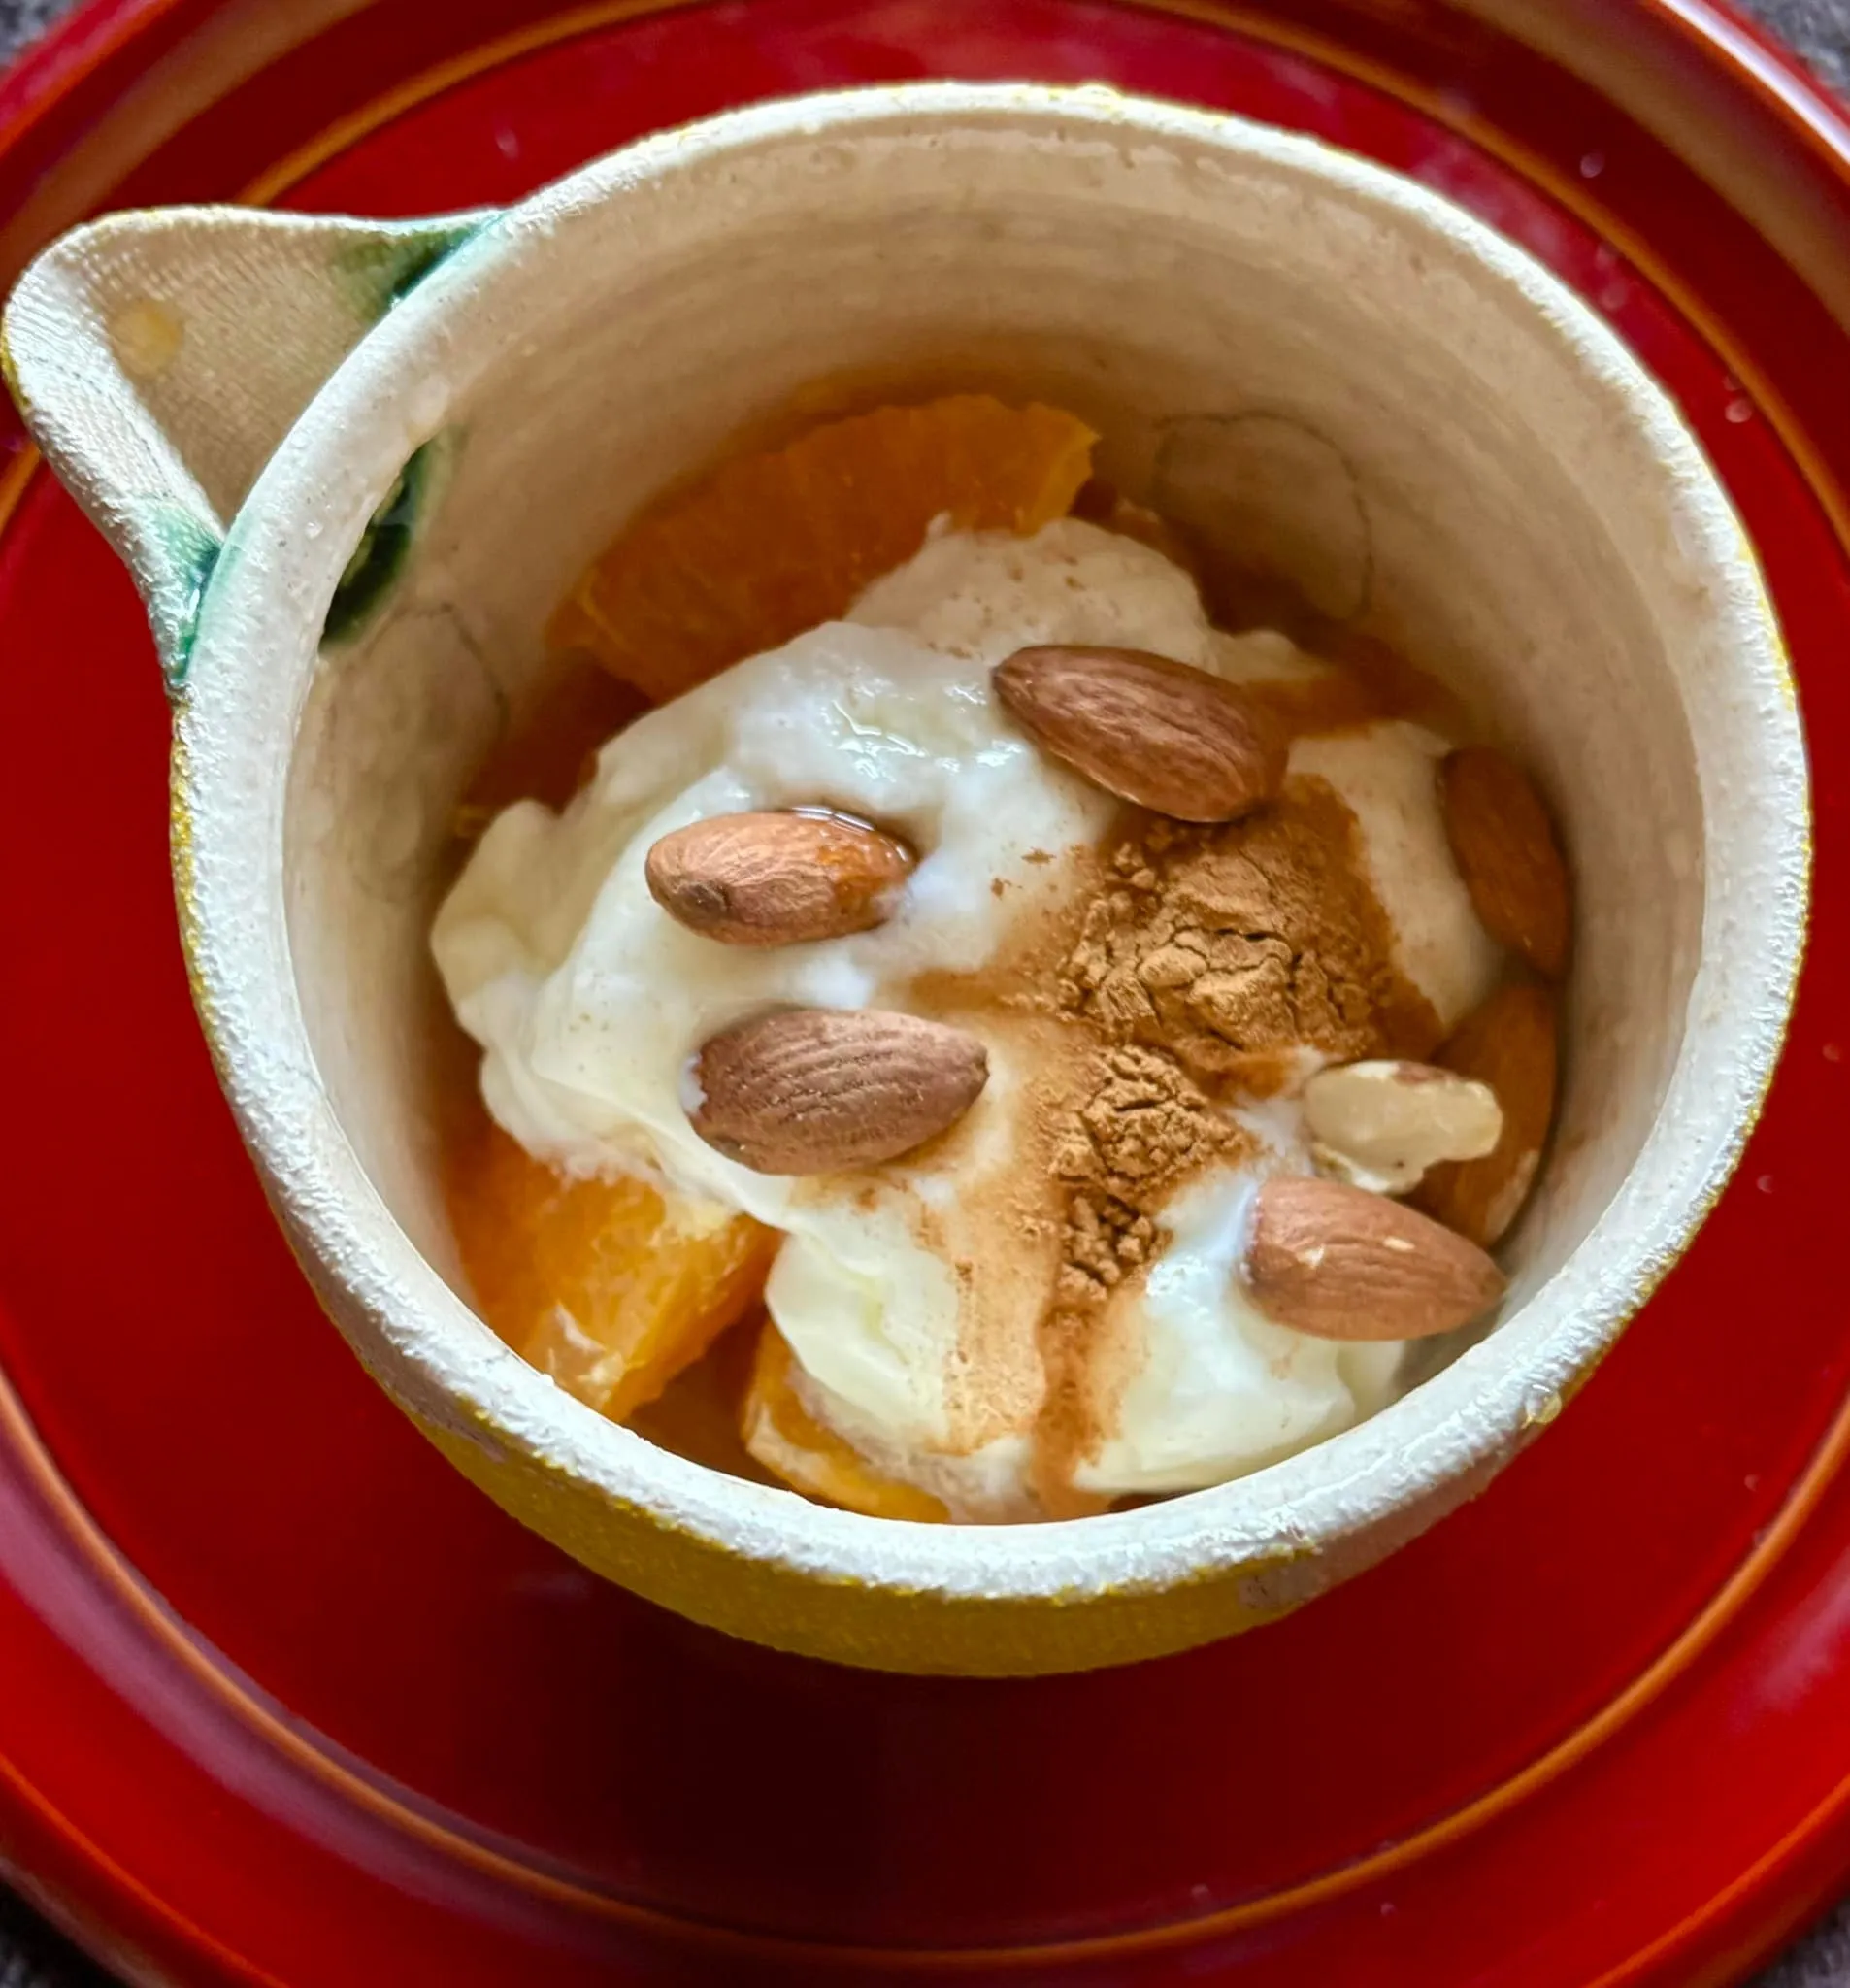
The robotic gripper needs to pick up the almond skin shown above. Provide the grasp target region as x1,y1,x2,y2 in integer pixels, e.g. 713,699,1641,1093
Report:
1439,746,1571,978
1412,980,1558,1247
994,645,1287,822
690,1009,988,1175
1244,1175,1506,1341
646,811,913,946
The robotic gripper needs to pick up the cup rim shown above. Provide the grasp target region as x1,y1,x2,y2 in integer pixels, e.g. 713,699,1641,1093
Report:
175,82,1809,1605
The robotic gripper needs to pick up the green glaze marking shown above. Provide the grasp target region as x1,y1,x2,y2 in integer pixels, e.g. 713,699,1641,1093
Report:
330,220,483,321
384,233,469,308
322,443,429,646
149,504,223,697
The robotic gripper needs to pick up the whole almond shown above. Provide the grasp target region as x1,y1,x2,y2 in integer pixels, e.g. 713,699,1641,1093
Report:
647,811,913,946
1439,746,1571,978
994,645,1287,822
1412,980,1558,1247
1244,1175,1506,1341
691,1009,988,1175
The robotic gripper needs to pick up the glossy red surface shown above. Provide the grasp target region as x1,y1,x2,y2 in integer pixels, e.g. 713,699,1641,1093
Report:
0,2,1846,1982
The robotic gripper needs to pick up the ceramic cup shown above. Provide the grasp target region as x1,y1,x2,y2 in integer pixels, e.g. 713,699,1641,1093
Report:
1,84,1807,1675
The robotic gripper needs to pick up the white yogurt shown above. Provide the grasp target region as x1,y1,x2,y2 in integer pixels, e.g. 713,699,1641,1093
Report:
1076,1170,1404,1498
434,519,1498,1505
435,617,1103,1455
1292,722,1502,1033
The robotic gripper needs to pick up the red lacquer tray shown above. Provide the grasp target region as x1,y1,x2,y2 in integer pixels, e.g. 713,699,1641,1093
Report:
0,1,1846,1982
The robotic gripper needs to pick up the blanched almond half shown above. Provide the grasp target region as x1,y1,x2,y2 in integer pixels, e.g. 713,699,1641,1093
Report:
1304,1059,1503,1195
1439,746,1571,978
994,645,1287,822
646,810,913,946
1244,1176,1506,1341
1412,980,1558,1247
691,1009,988,1175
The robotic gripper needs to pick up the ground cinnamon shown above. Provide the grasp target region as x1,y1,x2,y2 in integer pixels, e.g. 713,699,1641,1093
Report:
1028,781,1438,1505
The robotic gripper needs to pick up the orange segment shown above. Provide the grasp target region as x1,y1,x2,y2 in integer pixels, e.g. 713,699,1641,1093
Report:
550,394,1097,701
628,1324,779,1485
447,1115,776,1421
741,1323,947,1523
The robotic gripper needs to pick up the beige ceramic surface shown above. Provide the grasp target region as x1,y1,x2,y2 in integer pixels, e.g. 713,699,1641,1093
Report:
0,84,1808,1674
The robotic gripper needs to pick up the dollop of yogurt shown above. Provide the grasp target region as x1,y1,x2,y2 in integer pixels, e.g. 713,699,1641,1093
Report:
434,519,1499,1512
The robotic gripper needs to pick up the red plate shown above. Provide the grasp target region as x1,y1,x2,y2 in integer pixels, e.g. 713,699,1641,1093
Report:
0,1,1846,1981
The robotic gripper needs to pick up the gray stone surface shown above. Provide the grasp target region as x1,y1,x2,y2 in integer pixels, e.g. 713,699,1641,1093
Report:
0,0,68,51
1763,0,1850,91
0,0,1845,1981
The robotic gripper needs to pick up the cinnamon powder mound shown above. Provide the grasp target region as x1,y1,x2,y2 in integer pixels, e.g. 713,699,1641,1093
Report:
1050,1043,1243,1306
1027,779,1442,1506
1029,1039,1246,1510
899,773,1442,1509
1062,781,1443,1092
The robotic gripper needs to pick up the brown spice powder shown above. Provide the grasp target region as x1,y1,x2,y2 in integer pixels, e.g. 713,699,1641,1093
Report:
1029,1039,1248,1510
1062,781,1444,1090
1026,779,1442,1507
